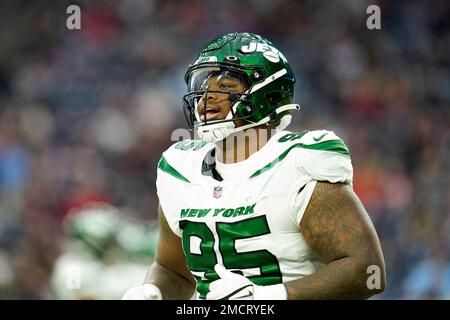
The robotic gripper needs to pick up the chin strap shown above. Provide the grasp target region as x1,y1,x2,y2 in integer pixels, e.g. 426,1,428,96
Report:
197,104,301,143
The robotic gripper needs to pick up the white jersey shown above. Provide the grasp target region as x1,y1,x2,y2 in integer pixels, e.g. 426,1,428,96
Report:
156,130,353,299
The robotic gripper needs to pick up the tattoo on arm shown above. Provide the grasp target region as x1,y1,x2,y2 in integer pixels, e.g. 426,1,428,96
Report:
285,182,385,299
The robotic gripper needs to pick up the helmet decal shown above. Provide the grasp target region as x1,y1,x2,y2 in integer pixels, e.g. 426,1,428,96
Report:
240,41,288,63
194,55,218,65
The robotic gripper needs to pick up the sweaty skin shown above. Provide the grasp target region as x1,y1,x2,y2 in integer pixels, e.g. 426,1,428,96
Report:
198,74,274,164
285,181,386,299
197,74,247,124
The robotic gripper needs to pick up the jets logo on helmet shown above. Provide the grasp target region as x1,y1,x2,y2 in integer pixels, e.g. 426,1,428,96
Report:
182,32,300,143
240,42,288,64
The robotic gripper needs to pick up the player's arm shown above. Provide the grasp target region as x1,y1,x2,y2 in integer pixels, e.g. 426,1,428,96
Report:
285,181,386,299
123,204,196,300
143,204,196,299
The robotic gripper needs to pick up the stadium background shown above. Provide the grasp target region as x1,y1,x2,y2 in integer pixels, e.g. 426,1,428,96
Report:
0,0,449,299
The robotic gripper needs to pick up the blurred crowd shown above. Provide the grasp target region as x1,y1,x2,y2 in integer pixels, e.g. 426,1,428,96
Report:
0,0,449,299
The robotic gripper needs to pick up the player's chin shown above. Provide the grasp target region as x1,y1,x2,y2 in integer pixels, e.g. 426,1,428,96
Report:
206,112,223,121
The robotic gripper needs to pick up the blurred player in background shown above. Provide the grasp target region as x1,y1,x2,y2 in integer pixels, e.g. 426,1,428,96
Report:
122,32,385,300
51,202,158,299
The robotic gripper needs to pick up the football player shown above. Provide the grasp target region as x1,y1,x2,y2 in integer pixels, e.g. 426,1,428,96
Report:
122,32,386,300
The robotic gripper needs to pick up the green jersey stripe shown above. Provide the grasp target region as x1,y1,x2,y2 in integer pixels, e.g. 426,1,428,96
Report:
158,156,191,183
301,139,350,155
250,140,350,178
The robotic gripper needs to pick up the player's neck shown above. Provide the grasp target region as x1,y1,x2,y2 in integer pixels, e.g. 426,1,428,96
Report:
215,127,273,164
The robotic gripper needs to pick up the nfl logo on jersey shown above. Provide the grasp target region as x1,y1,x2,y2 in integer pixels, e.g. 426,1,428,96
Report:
213,186,223,198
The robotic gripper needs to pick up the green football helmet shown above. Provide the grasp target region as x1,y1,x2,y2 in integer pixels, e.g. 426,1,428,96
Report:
183,32,300,142
64,203,120,257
